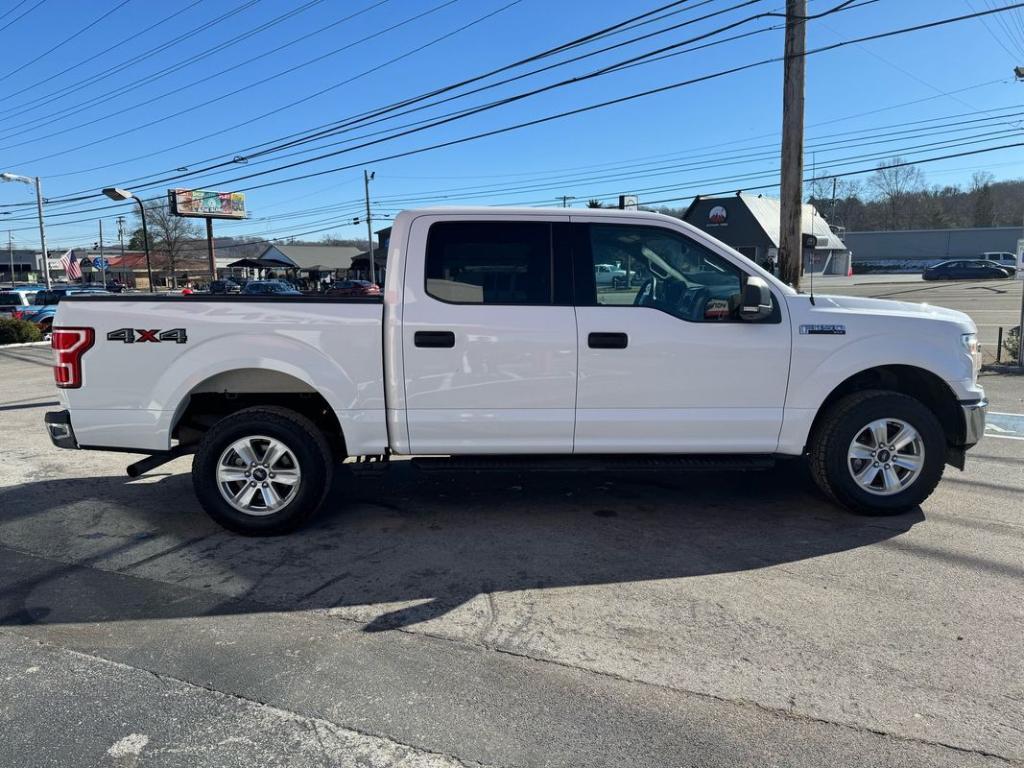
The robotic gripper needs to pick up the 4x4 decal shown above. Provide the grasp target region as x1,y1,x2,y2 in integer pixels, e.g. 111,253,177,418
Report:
107,328,187,344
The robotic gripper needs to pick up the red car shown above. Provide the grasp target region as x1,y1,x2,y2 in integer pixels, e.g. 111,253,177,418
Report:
326,280,382,298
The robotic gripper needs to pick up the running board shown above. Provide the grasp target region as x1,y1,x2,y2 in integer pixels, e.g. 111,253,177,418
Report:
410,454,776,473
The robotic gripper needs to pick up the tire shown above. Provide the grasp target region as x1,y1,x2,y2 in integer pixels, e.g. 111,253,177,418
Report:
192,406,333,535
808,390,946,516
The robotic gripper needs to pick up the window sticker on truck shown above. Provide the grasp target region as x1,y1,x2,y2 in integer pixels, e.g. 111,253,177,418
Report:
107,328,188,344
799,324,846,335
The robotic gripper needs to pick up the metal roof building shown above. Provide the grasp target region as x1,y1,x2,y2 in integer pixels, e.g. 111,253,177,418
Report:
682,192,849,275
259,244,363,273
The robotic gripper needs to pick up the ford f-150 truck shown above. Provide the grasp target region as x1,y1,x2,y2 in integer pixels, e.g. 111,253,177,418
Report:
44,208,986,534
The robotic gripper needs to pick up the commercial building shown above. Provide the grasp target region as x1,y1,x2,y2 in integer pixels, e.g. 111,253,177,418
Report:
843,226,1021,271
682,192,850,275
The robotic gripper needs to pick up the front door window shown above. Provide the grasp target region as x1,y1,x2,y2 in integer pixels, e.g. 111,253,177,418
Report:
587,224,745,323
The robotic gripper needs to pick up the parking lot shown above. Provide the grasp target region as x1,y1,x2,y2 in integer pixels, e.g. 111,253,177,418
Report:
818,275,1023,362
0,321,1022,767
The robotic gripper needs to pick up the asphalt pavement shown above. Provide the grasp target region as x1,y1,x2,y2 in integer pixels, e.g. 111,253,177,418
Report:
814,275,1022,360
0,339,1022,767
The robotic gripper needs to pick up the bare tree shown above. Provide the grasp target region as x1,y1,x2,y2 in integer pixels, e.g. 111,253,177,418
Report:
868,157,925,229
970,171,996,228
136,199,201,287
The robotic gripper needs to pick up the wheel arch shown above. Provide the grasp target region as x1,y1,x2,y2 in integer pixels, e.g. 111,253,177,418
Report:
171,368,346,458
807,364,964,452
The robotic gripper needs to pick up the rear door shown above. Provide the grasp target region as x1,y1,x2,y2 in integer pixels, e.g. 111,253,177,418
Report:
571,217,791,453
401,215,577,454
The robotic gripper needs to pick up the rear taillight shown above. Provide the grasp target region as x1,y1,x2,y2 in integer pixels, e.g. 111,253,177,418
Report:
11,310,22,320
51,327,94,389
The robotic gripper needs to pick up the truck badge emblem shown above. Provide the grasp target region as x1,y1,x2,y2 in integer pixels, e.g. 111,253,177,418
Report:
799,324,846,335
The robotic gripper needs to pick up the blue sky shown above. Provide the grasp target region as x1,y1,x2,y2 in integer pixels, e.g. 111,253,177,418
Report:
0,0,1018,250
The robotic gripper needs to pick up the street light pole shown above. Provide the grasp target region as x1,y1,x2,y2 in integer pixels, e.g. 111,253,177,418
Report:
1,172,51,289
135,198,154,292
102,188,154,292
8,230,14,289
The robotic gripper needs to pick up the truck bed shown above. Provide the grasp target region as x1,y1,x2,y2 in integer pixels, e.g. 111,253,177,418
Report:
54,295,388,454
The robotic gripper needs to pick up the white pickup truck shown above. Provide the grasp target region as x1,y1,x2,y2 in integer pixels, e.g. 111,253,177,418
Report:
45,207,986,534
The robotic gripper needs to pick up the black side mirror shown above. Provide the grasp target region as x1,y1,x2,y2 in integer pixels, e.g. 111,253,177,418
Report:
739,275,773,321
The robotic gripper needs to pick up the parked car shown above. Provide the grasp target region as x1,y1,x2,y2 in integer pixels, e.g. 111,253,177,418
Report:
105,280,128,293
977,252,1019,276
240,280,302,296
0,290,36,319
210,279,243,295
45,207,985,535
17,287,109,332
922,260,1012,280
326,279,382,298
594,263,628,288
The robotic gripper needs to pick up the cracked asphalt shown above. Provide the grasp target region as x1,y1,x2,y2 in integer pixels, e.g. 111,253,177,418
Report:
0,343,1022,767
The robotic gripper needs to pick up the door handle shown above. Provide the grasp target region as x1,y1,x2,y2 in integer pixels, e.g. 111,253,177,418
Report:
588,332,628,349
414,330,456,348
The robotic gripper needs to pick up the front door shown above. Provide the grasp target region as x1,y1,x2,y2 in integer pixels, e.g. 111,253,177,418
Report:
401,216,577,454
572,218,792,453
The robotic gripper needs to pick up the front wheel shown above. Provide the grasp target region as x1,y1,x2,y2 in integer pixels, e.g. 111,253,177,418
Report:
808,390,946,516
192,406,333,535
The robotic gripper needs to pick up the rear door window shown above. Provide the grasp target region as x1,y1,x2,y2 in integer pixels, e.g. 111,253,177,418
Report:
425,221,554,305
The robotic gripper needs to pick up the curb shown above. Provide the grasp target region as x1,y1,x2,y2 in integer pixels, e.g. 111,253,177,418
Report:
0,341,50,349
982,364,1024,376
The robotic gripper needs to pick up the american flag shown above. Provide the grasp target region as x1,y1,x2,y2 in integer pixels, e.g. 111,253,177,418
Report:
59,248,81,280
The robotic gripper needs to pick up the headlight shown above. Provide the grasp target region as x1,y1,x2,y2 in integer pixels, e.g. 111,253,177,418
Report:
962,332,981,377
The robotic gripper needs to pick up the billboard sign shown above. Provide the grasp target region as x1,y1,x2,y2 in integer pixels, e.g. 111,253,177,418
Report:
169,188,246,219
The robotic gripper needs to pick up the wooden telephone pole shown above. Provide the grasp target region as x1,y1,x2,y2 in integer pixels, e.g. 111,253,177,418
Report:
778,0,806,290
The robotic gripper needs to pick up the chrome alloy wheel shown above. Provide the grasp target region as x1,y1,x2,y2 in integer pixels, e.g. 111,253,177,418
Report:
847,418,925,496
216,435,301,516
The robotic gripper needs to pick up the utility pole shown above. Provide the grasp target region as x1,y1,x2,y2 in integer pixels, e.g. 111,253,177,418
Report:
34,177,51,289
8,231,13,289
98,219,106,286
558,195,575,208
206,218,216,285
829,177,838,223
364,170,376,285
778,0,806,290
1015,68,1024,365
117,216,126,289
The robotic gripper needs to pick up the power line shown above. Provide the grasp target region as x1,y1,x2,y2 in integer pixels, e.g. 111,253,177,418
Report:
0,0,204,104
35,0,821,200
0,0,133,84
209,2,1024,196
8,109,1020,231
0,0,386,142
27,0,709,184
1,0,456,158
0,0,264,114
0,0,45,34
17,1,1024,224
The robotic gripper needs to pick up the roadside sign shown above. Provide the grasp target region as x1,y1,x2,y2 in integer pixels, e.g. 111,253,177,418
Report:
169,188,246,219
93,257,109,271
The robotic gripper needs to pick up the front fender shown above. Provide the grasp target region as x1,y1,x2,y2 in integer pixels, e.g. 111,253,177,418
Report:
778,331,968,455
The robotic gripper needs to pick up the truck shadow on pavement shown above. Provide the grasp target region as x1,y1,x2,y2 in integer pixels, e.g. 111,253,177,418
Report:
0,460,923,632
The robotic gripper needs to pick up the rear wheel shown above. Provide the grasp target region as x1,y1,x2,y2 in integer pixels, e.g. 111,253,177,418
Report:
808,390,946,516
192,406,333,535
